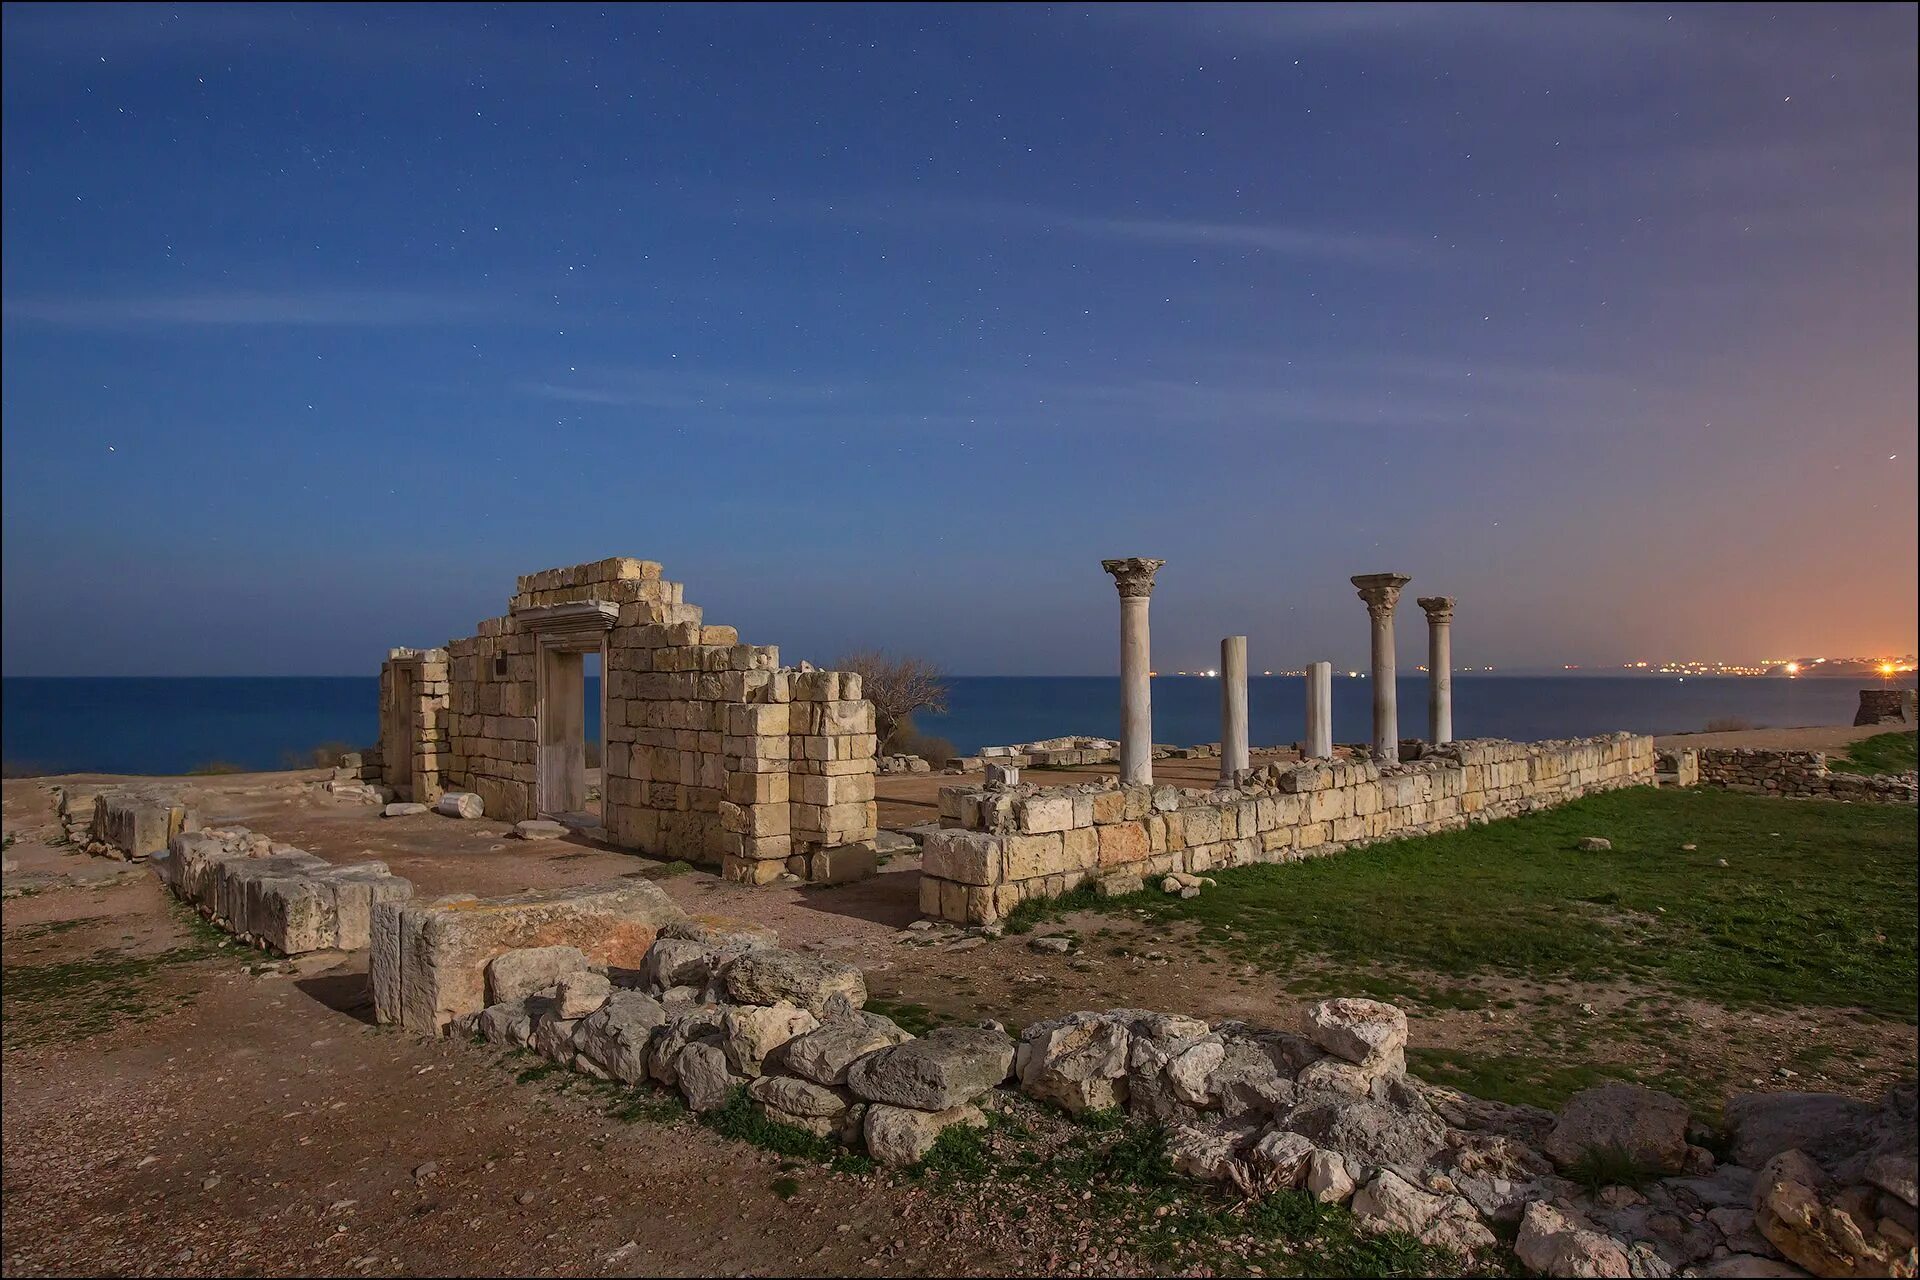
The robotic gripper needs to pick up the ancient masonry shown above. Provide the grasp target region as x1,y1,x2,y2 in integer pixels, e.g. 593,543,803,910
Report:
373,558,878,884
1692,747,1918,803
921,735,1656,925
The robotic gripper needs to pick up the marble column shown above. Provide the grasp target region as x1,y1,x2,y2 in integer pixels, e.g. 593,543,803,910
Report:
1220,635,1249,782
1418,596,1455,745
1352,573,1412,763
1102,558,1165,785
1304,661,1333,759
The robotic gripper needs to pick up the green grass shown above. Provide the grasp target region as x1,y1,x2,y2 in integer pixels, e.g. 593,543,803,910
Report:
1055,788,1917,1017
1,942,218,1047
863,997,944,1035
930,1111,1469,1276
1827,731,1917,776
700,1087,842,1162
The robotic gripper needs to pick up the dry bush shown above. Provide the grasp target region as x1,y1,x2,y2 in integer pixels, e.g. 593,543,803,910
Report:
835,650,950,753
890,721,958,766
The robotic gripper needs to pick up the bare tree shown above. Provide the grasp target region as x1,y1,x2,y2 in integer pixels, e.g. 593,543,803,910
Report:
836,649,950,752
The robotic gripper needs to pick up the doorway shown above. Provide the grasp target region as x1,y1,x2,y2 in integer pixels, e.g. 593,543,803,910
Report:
537,636,605,831
384,662,416,800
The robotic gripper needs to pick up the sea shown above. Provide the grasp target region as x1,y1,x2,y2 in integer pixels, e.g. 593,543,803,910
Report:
1,675,1903,778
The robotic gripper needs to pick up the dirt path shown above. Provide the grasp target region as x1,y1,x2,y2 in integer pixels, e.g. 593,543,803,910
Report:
1653,722,1895,753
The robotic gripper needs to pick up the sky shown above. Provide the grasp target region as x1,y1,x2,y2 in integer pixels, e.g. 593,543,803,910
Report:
2,2,1915,678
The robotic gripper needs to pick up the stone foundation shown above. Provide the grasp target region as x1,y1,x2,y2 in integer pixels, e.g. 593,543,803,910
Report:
156,827,412,955
1854,688,1916,726
921,735,1656,925
1695,748,1917,803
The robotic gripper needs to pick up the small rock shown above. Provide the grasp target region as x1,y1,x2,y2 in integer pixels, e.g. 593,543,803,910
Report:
381,803,429,818
412,1161,438,1181
1577,837,1612,852
1028,936,1072,954
1681,843,1697,851
514,820,567,841
947,937,986,953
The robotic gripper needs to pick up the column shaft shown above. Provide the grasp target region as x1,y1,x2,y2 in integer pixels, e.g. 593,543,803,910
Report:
1305,661,1333,759
1352,574,1412,764
1119,597,1153,785
1418,596,1455,745
1220,636,1249,781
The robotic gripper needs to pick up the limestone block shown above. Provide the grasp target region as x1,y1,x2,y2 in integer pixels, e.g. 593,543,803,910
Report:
1098,821,1150,866
1004,832,1066,882
1017,794,1076,835
925,832,1013,890
370,879,685,1034
806,843,877,884
93,791,195,859
435,792,485,819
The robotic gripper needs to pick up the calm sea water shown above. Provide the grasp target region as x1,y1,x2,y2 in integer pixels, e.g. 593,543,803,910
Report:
0,675,1897,777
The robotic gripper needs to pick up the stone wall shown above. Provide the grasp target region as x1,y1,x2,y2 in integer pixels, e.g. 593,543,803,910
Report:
380,558,878,884
377,648,450,804
1854,688,1917,726
1694,748,1918,803
158,826,412,955
920,735,1655,925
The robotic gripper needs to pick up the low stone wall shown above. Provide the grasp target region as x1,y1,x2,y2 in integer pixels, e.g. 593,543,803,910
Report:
428,926,1914,1277
921,735,1655,925
1655,748,1700,787
370,878,688,1035
86,789,197,861
156,827,412,955
1695,749,1917,803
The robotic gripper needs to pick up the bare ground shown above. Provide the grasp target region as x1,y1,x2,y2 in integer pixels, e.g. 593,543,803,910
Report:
3,731,1913,1276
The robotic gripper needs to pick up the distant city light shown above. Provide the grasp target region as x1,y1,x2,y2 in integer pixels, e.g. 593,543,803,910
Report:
1785,662,1800,675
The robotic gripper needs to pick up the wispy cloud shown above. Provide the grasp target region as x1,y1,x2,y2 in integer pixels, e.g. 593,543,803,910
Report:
766,194,1419,264
3,289,505,329
518,368,859,413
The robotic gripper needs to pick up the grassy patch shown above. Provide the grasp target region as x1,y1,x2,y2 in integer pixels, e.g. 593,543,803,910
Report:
1004,881,1100,934
700,1087,841,1162
640,859,696,880
863,996,944,1035
770,1175,801,1199
1827,731,1917,777
1063,788,1917,1017
1567,1142,1662,1194
983,1114,1469,1276
1,942,217,1048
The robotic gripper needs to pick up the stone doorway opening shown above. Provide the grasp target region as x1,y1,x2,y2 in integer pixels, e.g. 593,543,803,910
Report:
383,661,417,800
537,634,606,833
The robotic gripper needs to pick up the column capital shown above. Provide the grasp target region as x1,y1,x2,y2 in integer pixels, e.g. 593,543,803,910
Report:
1351,572,1412,619
1103,557,1167,598
1417,595,1455,624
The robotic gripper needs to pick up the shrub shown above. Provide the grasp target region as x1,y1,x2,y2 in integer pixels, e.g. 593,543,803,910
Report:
835,650,950,753
890,720,957,766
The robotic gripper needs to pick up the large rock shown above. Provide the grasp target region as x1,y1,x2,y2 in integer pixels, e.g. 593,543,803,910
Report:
863,1103,986,1167
647,1004,727,1088
748,1074,852,1122
1725,1093,1880,1172
1306,998,1408,1076
1351,1169,1496,1255
642,938,722,991
784,1015,913,1087
724,948,866,1017
1281,1095,1448,1181
531,1011,582,1065
554,971,612,1019
571,991,666,1084
1753,1148,1914,1278
370,878,684,1034
1514,1201,1634,1278
720,1001,819,1077
1546,1082,1692,1174
675,1038,744,1113
1166,1120,1259,1182
485,946,591,1005
474,1001,534,1048
1015,1012,1132,1114
848,1026,1013,1111
1250,1129,1317,1189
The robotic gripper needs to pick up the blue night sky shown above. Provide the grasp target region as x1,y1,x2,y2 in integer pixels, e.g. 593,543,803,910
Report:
3,3,1915,677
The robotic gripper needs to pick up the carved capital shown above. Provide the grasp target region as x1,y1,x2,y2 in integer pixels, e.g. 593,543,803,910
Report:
1417,596,1455,624
1103,557,1167,598
1352,573,1412,621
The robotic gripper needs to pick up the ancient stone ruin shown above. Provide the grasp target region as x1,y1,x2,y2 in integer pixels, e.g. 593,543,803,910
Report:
370,558,879,884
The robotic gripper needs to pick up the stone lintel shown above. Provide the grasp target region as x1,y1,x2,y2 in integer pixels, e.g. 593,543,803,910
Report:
511,601,620,634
